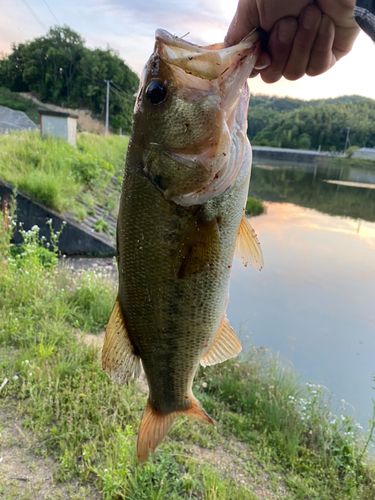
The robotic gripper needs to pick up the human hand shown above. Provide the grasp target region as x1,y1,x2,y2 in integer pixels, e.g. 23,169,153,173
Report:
224,0,360,82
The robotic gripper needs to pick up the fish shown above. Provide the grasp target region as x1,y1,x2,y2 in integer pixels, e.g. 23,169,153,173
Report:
102,28,263,463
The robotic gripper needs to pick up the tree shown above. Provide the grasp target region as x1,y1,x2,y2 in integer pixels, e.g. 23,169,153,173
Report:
0,26,139,133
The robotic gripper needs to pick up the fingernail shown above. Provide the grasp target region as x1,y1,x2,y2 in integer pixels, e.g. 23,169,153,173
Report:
318,15,331,35
278,20,297,42
254,62,270,70
303,7,321,30
254,53,270,70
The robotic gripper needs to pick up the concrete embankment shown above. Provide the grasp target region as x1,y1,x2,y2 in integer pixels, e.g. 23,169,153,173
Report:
252,146,327,164
0,180,116,256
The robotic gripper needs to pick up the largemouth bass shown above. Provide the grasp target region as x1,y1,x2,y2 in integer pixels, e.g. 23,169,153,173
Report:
102,29,263,462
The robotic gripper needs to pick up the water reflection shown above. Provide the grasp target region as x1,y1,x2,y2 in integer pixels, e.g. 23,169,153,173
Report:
227,163,375,427
250,162,375,222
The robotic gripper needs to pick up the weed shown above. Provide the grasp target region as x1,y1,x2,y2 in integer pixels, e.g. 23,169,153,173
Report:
76,206,87,221
93,218,110,233
245,197,265,216
0,130,126,220
67,270,115,332
0,210,375,499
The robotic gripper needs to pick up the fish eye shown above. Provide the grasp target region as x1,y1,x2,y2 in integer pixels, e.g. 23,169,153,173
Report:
146,81,167,105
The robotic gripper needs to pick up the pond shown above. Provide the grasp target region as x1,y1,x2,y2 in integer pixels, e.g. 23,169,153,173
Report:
227,160,375,428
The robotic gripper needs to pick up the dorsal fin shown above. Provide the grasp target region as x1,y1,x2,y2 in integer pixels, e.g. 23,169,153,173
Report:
137,396,214,463
235,214,263,270
102,296,141,385
200,316,242,367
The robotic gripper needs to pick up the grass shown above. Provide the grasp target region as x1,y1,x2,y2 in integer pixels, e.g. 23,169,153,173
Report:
245,197,265,216
1,214,375,499
0,130,128,219
93,218,110,233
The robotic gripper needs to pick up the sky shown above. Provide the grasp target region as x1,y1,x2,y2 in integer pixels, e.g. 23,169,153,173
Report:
1,0,375,100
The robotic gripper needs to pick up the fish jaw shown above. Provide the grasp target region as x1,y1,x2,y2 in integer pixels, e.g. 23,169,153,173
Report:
134,30,260,207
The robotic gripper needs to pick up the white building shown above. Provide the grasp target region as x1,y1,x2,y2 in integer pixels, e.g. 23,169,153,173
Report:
352,147,375,160
38,110,78,146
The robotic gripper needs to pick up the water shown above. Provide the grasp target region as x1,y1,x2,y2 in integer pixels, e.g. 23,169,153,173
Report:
227,161,375,427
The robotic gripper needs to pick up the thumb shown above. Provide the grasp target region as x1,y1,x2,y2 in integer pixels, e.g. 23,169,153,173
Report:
224,3,259,47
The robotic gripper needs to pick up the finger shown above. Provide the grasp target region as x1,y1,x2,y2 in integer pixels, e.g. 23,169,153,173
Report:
307,15,335,76
224,0,259,47
252,51,271,76
314,0,360,59
332,25,360,61
261,18,298,84
283,5,322,81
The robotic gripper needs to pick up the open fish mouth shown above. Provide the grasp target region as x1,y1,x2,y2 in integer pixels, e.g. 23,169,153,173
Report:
138,29,261,206
154,28,260,82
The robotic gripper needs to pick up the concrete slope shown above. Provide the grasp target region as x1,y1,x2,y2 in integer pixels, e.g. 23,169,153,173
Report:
1,180,116,256
0,105,37,134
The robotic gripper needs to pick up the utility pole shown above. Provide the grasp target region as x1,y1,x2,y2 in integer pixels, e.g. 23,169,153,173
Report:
344,127,351,156
104,79,112,135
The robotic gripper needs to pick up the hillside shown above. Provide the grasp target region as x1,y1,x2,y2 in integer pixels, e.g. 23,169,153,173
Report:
248,94,375,151
0,25,139,133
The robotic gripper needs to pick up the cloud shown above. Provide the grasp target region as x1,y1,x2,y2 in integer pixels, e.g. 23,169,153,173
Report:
1,0,374,99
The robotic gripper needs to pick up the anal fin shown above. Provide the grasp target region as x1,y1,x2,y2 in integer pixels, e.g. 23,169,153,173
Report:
137,396,214,463
234,214,263,270
102,295,141,385
200,316,241,367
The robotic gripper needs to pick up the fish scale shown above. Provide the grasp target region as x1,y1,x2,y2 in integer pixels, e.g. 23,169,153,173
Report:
102,29,263,462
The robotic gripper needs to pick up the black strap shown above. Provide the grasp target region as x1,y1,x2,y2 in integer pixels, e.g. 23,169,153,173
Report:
354,6,375,42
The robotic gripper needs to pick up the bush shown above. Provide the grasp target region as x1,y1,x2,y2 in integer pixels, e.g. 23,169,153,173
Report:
245,197,265,216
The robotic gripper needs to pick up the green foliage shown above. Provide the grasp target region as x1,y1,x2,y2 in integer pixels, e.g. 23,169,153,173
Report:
197,353,375,498
0,130,126,217
68,270,115,332
248,94,375,151
1,216,375,499
71,153,114,186
245,197,265,216
0,26,139,133
77,133,129,176
346,146,360,158
93,217,110,233
0,221,259,499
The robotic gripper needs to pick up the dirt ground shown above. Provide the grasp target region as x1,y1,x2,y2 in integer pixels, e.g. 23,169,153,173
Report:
20,93,107,135
0,407,100,500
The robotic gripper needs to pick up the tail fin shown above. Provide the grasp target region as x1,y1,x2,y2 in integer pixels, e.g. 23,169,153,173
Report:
137,396,214,463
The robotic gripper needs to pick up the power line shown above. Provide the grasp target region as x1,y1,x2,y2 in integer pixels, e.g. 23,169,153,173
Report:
109,85,135,105
20,0,48,31
110,83,135,104
43,0,61,25
111,80,133,98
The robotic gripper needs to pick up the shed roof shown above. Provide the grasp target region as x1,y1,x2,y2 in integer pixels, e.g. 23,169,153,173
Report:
38,109,78,119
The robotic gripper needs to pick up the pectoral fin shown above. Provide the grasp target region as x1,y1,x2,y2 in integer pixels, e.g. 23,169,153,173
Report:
102,296,141,385
235,215,263,270
200,316,242,367
177,213,221,280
